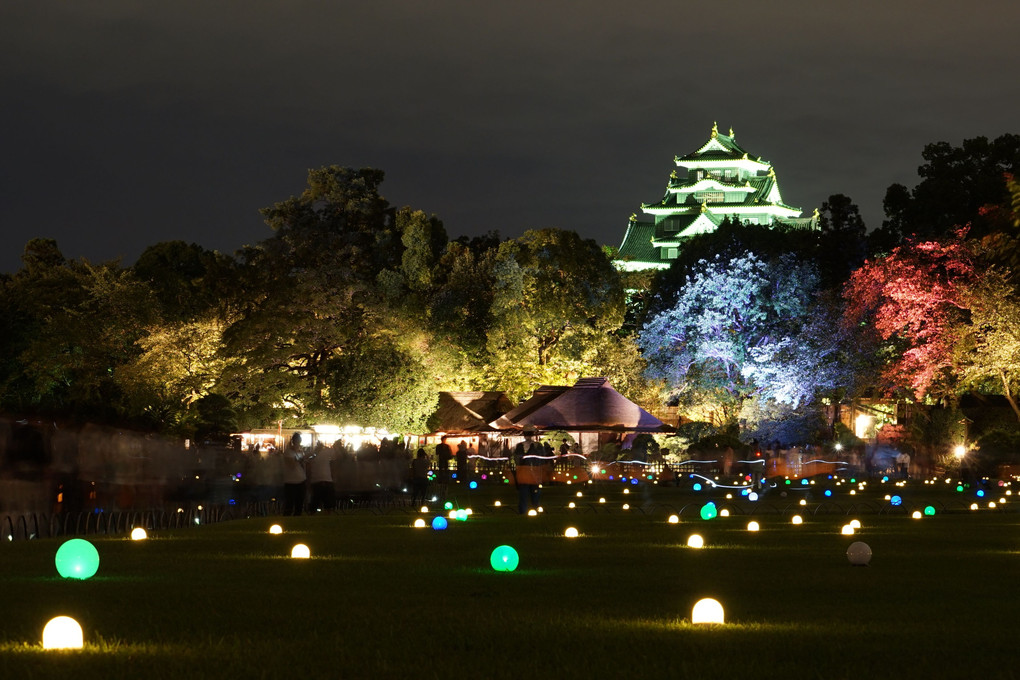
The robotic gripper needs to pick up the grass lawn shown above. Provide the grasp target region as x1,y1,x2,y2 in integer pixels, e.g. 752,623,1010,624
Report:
2,478,1019,679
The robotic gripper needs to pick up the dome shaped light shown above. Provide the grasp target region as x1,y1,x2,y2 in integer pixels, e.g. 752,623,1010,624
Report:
42,616,83,650
691,598,724,624
841,524,855,536
54,539,100,580
432,517,448,530
622,504,630,511
494,501,501,508
668,514,680,524
846,541,872,566
924,505,936,516
268,524,283,535
413,518,426,528
130,527,148,541
720,509,730,517
699,502,718,520
849,519,862,529
568,502,576,509
527,509,538,517
746,521,760,532
490,545,519,572
290,544,311,559
911,510,922,519
564,527,579,538
686,534,705,549
791,515,803,525
419,505,429,513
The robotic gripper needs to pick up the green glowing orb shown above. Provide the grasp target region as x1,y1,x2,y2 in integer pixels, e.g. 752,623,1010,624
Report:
490,545,519,572
55,538,100,579
924,505,936,516
699,502,718,521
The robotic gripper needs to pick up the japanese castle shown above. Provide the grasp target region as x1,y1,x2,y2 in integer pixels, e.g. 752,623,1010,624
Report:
615,123,817,272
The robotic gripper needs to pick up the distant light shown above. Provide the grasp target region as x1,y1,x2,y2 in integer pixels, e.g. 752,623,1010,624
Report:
419,505,429,513
847,541,872,566
977,490,985,498
687,534,705,549
970,503,979,511
890,495,902,506
564,527,579,538
720,509,730,517
432,517,448,530
494,501,501,508
691,598,724,624
42,616,83,650
469,481,478,490
700,502,718,520
444,502,453,510
748,492,759,502
693,483,702,491
269,524,283,535
798,498,805,506
54,539,100,580
924,506,936,516
747,521,760,532
527,509,538,516
911,510,922,519
599,498,606,504
413,518,426,528
850,519,861,529
622,504,630,510
290,544,310,559
841,524,855,535
668,514,680,524
824,490,832,497
490,545,519,572
568,502,576,509
791,515,803,525
130,527,148,541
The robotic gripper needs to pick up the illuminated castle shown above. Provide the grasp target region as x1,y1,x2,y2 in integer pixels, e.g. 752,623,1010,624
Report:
615,123,817,272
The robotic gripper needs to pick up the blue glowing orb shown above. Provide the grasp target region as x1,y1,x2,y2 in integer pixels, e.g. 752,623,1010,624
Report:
801,479,809,486
431,517,448,531
740,488,749,496
882,475,889,482
54,538,100,580
976,490,985,498
890,495,902,506
699,502,718,521
630,478,639,485
824,489,832,497
693,483,702,491
490,545,519,572
469,481,478,490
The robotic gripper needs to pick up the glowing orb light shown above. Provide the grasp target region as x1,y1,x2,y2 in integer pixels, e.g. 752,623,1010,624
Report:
720,509,730,517
791,515,803,525
798,499,806,506
54,539,100,580
748,492,759,502
494,501,501,508
599,498,606,504
970,503,979,511
568,502,576,509
924,506,936,516
444,502,453,510
699,502,718,520
691,598,724,624
419,505,429,513
849,519,862,529
413,518,426,528
455,509,469,521
269,524,283,535
564,527,579,538
130,527,148,541
668,514,680,524
527,509,538,517
911,510,922,519
841,524,855,535
42,616,83,650
824,490,832,497
469,481,478,490
747,521,760,532
490,545,519,572
290,544,310,559
846,541,872,566
432,517,448,530
693,483,702,491
890,495,902,506
622,504,630,510
686,534,704,549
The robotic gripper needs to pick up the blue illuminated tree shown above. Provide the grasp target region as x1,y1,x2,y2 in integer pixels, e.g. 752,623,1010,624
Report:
639,252,845,427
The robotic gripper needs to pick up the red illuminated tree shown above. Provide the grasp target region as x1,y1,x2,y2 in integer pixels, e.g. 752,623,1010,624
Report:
842,230,976,400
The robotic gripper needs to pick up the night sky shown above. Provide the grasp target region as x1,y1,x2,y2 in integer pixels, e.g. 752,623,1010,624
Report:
3,1,1018,274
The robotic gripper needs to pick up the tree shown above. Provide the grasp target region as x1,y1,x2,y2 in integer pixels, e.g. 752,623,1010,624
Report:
640,252,843,428
816,194,868,288
842,231,975,400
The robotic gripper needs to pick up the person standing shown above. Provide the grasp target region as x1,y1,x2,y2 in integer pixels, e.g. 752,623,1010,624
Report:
514,428,543,514
435,436,453,501
410,448,430,507
282,433,307,516
455,440,469,483
307,442,335,513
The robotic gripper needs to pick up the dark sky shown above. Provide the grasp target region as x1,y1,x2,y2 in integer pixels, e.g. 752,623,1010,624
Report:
2,1,1018,274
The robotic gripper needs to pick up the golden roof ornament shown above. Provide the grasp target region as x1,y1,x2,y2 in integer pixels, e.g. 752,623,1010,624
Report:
729,127,735,138
670,170,677,179
711,122,718,138
629,213,637,222
700,200,708,213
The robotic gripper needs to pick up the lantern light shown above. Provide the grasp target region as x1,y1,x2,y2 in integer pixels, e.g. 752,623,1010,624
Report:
490,545,519,572
691,598,724,624
54,539,100,580
130,527,148,541
290,544,310,559
846,541,872,566
42,616,84,650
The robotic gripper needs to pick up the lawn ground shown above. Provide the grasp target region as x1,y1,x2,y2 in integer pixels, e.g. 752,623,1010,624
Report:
2,478,1019,679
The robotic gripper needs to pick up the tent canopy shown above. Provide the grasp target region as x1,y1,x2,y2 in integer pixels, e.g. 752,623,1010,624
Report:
491,378,671,433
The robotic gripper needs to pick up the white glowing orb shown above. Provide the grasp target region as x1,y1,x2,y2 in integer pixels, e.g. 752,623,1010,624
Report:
413,519,426,528
564,527,579,538
42,616,83,650
747,521,760,532
720,509,730,517
668,514,680,524
623,488,630,495
841,524,855,535
494,501,501,508
291,544,311,559
791,515,803,525
687,534,704,549
268,524,283,535
799,499,807,506
420,505,429,513
911,510,922,519
599,498,606,503
622,504,630,510
576,491,583,497
850,519,862,529
527,509,538,517
538,506,544,513
748,492,759,502
970,503,979,510
130,527,148,541
847,541,872,566
568,502,576,509
691,598,724,624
